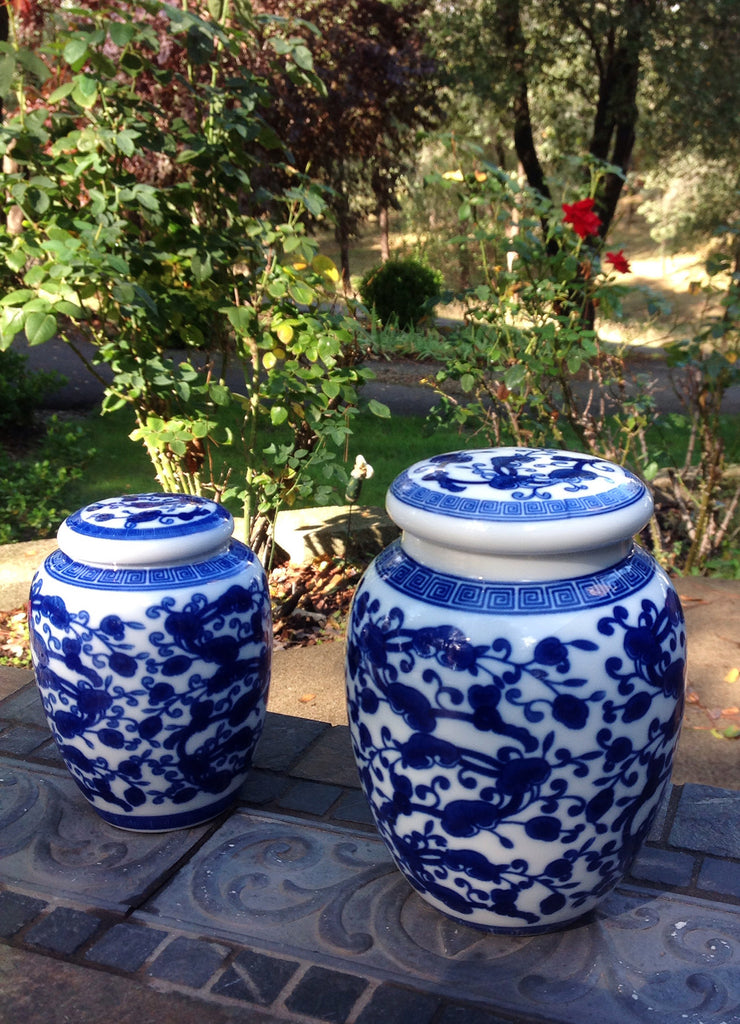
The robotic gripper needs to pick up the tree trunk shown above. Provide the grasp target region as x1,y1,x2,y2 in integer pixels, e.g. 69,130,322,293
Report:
497,0,551,204
378,204,390,262
589,0,647,236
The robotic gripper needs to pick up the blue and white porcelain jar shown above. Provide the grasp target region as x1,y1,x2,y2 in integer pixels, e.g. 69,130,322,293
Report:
29,493,271,831
346,448,686,932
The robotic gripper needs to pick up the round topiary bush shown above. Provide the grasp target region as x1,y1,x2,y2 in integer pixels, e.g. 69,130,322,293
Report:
359,257,443,328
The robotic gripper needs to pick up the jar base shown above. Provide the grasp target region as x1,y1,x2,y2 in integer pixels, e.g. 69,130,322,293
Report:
90,788,241,832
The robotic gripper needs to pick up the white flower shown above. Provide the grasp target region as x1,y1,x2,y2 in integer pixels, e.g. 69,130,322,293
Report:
351,455,374,481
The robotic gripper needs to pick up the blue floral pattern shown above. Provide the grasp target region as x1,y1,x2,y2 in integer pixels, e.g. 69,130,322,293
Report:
346,544,686,932
30,542,271,831
389,449,644,522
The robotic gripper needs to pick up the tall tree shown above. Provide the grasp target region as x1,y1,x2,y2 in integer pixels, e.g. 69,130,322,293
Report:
432,0,740,238
252,0,442,285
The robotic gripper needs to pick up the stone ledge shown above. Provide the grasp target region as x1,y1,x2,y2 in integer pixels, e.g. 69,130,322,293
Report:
272,505,399,567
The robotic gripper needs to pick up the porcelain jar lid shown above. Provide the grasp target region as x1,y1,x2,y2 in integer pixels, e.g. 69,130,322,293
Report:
56,493,234,567
386,448,654,558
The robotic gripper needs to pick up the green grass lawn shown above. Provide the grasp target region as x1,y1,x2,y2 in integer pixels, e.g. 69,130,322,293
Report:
61,403,476,515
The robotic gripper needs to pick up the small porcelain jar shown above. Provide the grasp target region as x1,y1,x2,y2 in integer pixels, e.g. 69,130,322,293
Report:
346,448,686,932
29,493,271,831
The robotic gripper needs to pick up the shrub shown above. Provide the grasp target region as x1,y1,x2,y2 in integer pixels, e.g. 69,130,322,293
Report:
0,349,64,437
0,417,93,543
359,257,443,328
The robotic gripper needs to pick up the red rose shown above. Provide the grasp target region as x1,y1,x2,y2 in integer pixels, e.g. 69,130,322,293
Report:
562,198,602,239
605,249,631,273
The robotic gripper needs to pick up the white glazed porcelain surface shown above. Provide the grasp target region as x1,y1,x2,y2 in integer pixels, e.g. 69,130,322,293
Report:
29,495,271,831
346,541,686,932
347,447,685,933
57,493,234,566
386,448,654,571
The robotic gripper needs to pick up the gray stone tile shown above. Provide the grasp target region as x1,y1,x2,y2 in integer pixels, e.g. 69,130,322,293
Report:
291,725,360,788
355,982,440,1024
285,965,367,1023
644,782,674,842
252,713,329,772
85,922,168,971
670,784,740,858
0,723,50,756
236,768,289,807
436,1005,513,1024
0,682,47,725
331,789,375,827
148,936,229,988
136,808,740,1022
628,845,696,888
697,857,740,900
0,890,47,938
0,758,208,911
277,779,342,815
211,948,299,1006
25,906,101,955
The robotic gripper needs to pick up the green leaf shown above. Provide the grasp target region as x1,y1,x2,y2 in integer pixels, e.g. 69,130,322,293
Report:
368,398,391,419
192,253,212,283
0,289,34,306
109,22,135,47
64,38,89,67
24,311,58,345
46,81,74,106
209,383,231,406
53,300,84,318
224,305,252,334
460,373,475,393
116,129,137,157
270,405,288,426
0,53,15,96
288,282,314,306
5,250,26,273
72,74,98,109
291,45,314,71
504,363,527,388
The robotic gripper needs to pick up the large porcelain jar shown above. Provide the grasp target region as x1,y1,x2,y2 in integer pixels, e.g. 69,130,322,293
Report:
29,493,271,831
346,448,686,932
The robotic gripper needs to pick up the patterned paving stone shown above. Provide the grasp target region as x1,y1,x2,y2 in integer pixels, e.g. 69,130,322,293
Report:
137,808,740,1023
0,758,209,911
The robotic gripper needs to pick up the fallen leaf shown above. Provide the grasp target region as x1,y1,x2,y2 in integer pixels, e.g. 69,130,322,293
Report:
711,725,740,740
724,667,740,684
